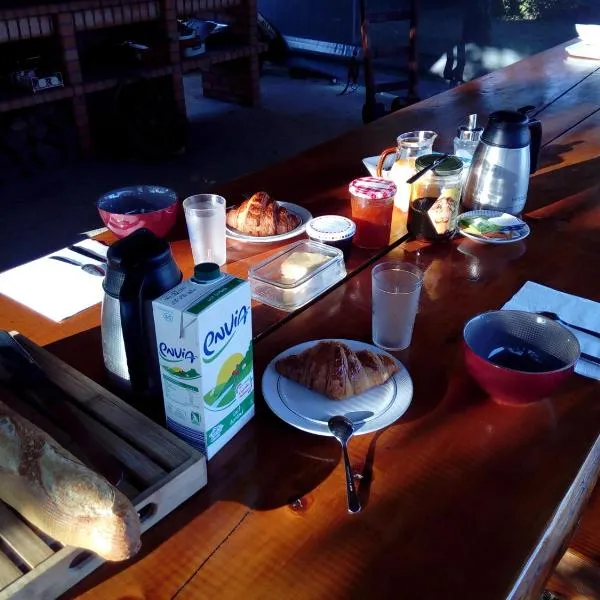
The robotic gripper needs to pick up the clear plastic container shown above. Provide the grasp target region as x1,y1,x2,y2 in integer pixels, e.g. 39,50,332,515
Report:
249,240,346,311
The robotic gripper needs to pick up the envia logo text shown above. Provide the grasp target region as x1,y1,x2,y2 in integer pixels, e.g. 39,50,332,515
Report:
159,343,197,363
203,306,249,358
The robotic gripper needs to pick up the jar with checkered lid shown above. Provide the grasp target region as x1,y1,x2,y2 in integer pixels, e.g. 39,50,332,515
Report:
348,177,397,249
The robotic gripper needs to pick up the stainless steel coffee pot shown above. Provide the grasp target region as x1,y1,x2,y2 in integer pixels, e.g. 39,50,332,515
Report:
462,107,542,215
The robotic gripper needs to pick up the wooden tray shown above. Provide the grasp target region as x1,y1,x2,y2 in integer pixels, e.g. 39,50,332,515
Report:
0,334,207,600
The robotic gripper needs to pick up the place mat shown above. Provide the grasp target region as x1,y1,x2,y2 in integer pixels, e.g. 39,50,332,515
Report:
502,281,600,379
0,239,108,322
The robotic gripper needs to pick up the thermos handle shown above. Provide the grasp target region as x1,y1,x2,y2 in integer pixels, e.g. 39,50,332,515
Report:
518,105,542,174
119,268,149,396
528,117,542,174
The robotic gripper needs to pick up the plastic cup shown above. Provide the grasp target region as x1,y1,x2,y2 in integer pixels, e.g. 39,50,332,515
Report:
183,194,226,266
372,261,423,351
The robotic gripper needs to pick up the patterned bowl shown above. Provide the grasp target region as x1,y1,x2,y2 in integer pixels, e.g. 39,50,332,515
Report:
463,310,580,405
98,185,178,239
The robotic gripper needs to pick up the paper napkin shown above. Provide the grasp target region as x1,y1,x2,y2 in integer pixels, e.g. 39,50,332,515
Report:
0,239,109,322
502,281,600,379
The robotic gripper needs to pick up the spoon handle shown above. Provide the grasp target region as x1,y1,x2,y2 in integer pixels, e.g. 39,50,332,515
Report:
564,321,600,341
341,443,362,514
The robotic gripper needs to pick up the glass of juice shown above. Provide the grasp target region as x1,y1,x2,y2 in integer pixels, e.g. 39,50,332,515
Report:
349,177,397,249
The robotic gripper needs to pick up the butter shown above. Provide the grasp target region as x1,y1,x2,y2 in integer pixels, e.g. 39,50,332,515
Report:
280,251,329,283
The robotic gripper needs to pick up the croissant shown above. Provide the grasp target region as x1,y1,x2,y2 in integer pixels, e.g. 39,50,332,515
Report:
226,191,301,237
275,341,399,400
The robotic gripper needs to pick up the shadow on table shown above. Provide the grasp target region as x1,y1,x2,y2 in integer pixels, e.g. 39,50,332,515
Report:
527,153,600,219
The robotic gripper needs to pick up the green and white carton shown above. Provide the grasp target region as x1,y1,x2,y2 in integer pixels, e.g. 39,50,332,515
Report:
152,264,254,459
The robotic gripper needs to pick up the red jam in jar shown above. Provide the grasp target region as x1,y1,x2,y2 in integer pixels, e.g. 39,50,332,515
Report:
349,177,397,249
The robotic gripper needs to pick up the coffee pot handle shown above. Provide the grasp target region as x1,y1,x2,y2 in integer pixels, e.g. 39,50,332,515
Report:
528,117,542,174
518,105,542,174
376,147,398,176
119,268,150,396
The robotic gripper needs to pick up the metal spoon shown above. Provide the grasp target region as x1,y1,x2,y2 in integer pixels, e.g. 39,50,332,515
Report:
538,311,600,341
328,416,362,514
49,255,105,277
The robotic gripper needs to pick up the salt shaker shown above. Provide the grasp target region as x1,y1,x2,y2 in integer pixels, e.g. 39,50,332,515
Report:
453,114,483,179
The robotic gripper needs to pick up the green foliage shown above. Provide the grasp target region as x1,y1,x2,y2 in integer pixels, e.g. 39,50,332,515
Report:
502,0,586,19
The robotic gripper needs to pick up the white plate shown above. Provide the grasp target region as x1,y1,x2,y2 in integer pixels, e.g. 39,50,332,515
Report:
457,210,530,245
262,338,413,436
226,201,312,243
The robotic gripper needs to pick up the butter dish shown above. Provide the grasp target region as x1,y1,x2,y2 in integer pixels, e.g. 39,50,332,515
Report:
249,240,346,311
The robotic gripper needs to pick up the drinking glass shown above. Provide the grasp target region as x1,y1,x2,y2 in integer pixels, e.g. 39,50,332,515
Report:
372,261,423,351
183,194,226,266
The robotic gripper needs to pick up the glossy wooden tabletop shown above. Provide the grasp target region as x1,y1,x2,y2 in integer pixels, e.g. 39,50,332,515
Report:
1,41,600,599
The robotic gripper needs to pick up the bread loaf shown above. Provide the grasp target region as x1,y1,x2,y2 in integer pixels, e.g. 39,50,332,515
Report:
0,399,141,561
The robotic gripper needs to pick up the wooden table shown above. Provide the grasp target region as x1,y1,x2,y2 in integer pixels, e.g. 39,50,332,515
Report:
2,40,600,599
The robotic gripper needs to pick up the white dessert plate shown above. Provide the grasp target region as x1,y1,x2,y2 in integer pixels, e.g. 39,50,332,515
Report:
262,338,413,436
457,210,530,245
226,201,312,243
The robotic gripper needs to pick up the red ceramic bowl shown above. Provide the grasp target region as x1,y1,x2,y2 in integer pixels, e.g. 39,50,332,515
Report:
97,185,178,239
463,310,580,405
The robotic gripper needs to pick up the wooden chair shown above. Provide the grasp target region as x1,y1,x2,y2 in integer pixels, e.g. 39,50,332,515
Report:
359,0,419,124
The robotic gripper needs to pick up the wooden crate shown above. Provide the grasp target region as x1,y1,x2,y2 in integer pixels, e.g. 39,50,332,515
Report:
0,334,208,600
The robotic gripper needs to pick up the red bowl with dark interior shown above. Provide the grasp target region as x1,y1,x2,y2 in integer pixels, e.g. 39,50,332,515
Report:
97,185,178,239
463,310,580,405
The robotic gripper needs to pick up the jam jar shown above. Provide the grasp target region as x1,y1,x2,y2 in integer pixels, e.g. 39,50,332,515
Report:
349,177,397,249
407,154,464,241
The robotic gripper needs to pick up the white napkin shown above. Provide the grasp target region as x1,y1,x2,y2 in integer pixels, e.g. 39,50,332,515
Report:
502,281,600,379
0,239,108,322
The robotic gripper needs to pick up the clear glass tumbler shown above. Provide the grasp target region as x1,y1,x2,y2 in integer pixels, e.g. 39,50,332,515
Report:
372,261,424,351
183,194,226,266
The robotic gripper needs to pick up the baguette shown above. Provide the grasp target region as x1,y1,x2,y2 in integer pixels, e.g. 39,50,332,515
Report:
0,398,141,561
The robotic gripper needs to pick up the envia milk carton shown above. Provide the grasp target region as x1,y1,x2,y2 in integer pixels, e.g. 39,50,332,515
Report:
152,265,254,459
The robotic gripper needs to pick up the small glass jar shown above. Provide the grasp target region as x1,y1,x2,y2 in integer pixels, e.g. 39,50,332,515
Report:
407,154,464,241
349,177,397,249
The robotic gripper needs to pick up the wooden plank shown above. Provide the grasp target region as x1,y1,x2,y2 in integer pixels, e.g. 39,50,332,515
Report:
18,336,194,471
0,506,53,569
547,549,600,599
0,550,21,590
0,335,207,600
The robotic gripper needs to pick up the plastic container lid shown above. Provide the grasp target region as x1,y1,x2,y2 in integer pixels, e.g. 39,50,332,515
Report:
349,177,397,200
415,154,463,175
306,216,356,242
249,240,346,311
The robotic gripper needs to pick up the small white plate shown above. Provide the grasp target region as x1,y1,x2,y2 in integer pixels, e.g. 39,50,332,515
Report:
226,201,312,243
457,210,530,245
362,155,395,178
262,338,413,436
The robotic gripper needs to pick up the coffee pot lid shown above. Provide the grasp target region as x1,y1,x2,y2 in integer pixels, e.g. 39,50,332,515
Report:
103,228,180,296
482,110,531,149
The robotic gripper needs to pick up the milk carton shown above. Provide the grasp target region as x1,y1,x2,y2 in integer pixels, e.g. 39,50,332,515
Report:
152,264,254,459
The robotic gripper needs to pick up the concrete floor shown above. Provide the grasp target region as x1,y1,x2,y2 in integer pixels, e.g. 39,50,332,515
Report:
1,7,596,272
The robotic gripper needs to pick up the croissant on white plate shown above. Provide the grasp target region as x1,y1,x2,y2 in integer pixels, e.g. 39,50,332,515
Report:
275,341,400,400
226,191,300,237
